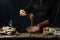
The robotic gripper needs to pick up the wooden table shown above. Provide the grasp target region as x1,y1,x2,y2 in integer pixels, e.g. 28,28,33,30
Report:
0,33,60,40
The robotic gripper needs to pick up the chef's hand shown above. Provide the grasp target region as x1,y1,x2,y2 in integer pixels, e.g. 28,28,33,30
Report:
41,20,49,25
19,9,27,16
37,20,49,27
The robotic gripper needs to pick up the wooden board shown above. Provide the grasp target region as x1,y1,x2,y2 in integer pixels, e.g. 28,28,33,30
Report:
0,33,59,38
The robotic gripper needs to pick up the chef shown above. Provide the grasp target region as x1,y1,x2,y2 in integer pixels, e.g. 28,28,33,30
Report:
12,0,53,33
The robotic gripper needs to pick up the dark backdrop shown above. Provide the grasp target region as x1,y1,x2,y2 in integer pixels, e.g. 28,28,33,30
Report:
0,0,60,32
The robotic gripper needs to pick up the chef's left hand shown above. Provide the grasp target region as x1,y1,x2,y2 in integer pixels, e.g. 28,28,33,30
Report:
37,20,49,27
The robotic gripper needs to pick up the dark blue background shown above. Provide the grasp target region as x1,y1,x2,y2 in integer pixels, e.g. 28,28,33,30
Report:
0,0,60,32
